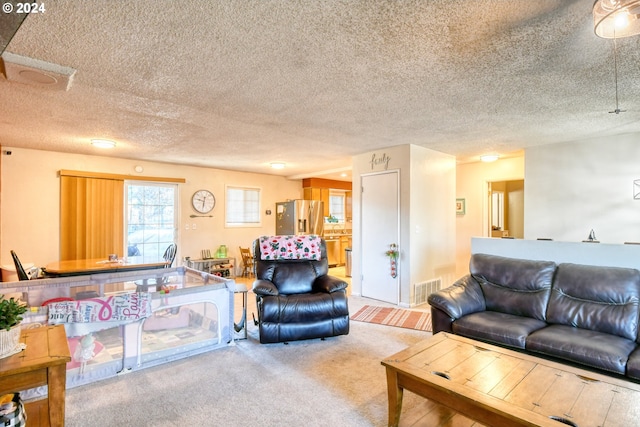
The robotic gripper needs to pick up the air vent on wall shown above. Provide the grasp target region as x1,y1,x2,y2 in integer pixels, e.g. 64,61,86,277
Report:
414,278,442,306
1,51,76,91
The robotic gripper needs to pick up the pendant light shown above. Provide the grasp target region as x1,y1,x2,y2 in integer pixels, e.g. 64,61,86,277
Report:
593,1,640,113
593,0,640,39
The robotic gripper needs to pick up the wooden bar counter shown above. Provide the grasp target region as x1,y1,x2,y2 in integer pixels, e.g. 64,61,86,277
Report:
44,257,168,277
0,325,71,427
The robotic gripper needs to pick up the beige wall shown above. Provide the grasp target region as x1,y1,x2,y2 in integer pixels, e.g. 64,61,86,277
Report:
0,147,302,272
455,156,525,278
525,134,640,244
408,145,456,301
2,144,528,286
351,144,456,307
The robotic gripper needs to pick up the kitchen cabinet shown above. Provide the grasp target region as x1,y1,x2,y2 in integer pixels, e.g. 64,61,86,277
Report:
303,187,330,217
345,191,352,221
324,235,352,266
302,178,352,220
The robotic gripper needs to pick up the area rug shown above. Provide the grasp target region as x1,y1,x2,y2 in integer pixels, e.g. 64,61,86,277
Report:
350,305,432,332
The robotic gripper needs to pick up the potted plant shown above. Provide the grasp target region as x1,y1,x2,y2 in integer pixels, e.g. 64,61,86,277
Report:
0,294,27,358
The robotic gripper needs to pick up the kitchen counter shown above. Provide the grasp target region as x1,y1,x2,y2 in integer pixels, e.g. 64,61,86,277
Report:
323,232,352,238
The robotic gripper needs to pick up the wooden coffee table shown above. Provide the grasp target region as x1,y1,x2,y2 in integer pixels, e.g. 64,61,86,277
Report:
382,332,640,427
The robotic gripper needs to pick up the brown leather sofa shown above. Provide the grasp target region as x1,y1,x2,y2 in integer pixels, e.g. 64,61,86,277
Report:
252,237,349,344
428,253,640,380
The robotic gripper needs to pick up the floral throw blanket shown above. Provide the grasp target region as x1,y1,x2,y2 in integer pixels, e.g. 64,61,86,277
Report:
259,235,323,260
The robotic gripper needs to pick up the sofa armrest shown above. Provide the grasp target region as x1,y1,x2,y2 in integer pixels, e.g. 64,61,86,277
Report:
252,280,279,296
431,306,455,334
313,275,348,293
427,275,486,320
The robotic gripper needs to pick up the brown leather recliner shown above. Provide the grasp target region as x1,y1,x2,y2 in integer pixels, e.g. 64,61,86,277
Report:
252,236,349,344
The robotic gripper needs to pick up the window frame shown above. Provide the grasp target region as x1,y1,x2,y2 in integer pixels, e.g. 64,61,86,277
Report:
225,185,262,228
329,190,346,223
124,181,179,261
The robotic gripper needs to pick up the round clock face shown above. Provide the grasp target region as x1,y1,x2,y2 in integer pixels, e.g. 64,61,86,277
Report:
191,189,215,214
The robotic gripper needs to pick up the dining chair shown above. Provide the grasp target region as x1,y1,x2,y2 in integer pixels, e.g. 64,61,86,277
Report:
238,246,254,277
10,250,30,281
163,243,177,267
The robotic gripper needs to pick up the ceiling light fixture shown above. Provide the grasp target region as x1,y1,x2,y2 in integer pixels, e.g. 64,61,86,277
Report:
592,2,640,113
91,139,116,149
480,154,499,163
270,162,285,169
593,0,640,38
608,33,627,114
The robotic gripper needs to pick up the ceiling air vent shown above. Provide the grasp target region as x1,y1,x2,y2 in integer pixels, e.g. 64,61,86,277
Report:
1,52,76,91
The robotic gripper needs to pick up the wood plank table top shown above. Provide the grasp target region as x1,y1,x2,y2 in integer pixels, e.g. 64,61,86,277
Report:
0,325,71,427
382,332,640,427
44,257,168,277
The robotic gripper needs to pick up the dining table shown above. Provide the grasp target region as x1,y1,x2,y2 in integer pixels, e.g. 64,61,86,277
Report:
43,256,169,277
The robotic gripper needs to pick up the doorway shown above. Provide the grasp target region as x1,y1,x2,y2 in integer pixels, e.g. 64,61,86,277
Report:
488,180,524,238
361,171,400,304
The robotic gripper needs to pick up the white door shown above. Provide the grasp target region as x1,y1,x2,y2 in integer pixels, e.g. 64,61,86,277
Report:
361,171,400,304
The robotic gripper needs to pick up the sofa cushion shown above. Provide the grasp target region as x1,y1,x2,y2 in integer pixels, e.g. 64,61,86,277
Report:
258,292,350,343
526,325,637,375
546,263,640,341
260,292,349,324
470,254,556,321
452,311,547,349
624,347,640,380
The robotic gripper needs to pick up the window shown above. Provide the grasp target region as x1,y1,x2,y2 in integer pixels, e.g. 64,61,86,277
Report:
226,186,261,227
126,182,177,260
329,191,345,222
58,170,184,261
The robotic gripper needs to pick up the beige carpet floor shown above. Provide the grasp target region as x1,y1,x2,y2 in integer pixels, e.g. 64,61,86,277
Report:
64,271,455,426
63,296,439,426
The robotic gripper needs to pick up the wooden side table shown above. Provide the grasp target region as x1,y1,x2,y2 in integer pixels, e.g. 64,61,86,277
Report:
0,325,71,427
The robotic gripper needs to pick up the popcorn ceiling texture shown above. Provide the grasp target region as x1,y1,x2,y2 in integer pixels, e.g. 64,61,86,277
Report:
1,0,639,177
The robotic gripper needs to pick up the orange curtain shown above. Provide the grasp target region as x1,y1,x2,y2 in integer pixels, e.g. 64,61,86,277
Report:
60,176,124,260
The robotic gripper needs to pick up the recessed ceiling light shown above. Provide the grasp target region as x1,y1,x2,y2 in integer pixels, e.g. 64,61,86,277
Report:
480,154,499,162
270,162,285,169
91,139,116,149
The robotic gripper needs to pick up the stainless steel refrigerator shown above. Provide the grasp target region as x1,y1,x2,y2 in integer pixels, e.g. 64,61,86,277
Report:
275,200,324,235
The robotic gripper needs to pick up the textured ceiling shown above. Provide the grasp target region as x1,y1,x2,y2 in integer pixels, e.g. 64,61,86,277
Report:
1,0,639,180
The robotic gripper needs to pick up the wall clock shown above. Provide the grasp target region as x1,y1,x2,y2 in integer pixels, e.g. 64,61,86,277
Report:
191,189,215,214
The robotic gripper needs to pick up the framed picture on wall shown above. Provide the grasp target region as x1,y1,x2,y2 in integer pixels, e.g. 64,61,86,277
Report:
456,198,466,215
